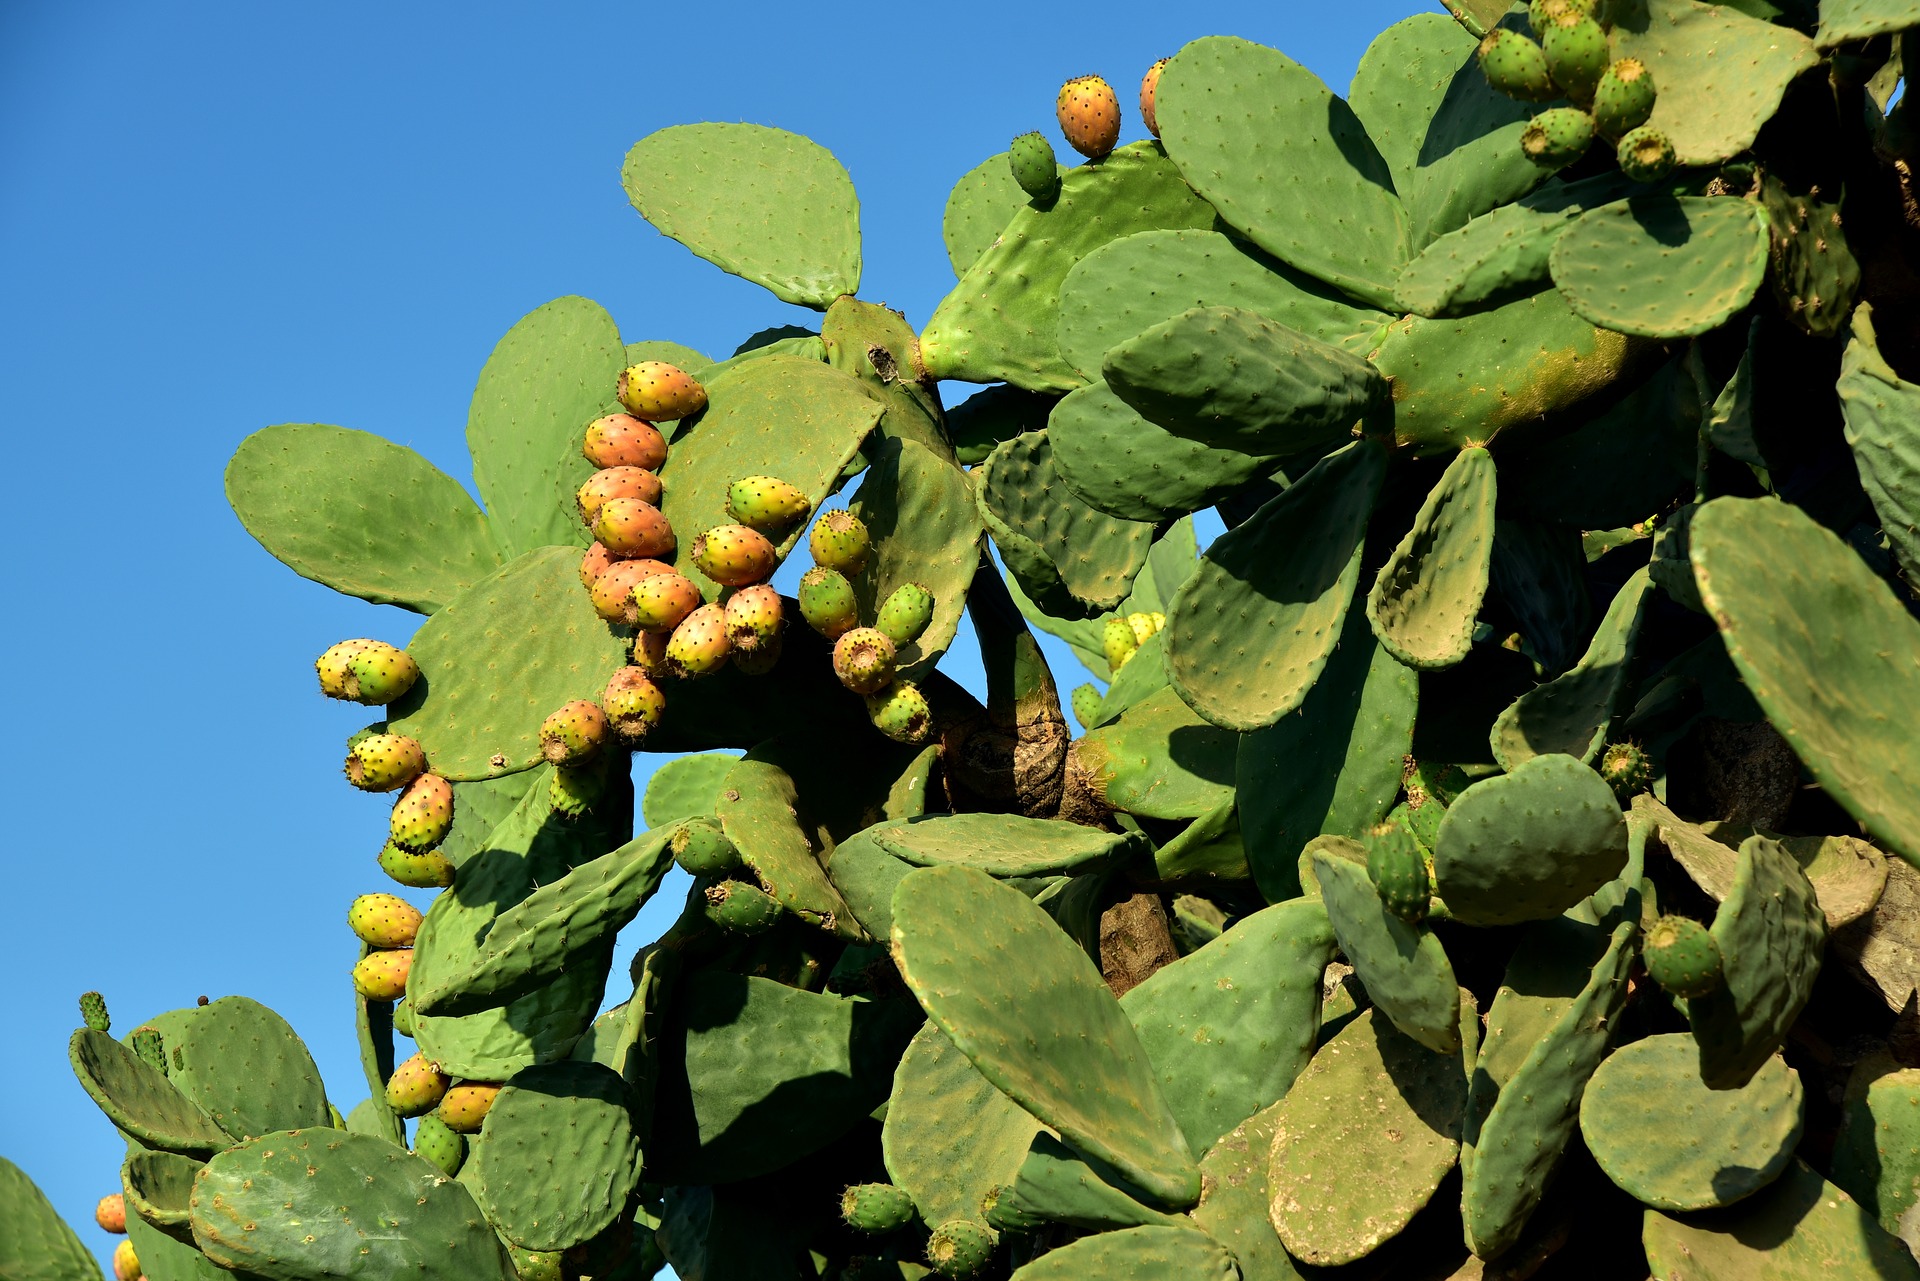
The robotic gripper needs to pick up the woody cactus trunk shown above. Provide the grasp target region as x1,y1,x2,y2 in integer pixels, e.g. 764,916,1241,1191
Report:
21,1,1920,1278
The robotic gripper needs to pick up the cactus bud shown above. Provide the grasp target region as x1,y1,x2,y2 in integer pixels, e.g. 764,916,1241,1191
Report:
1364,822,1432,925
79,991,109,1034
1008,132,1060,200
1645,915,1725,999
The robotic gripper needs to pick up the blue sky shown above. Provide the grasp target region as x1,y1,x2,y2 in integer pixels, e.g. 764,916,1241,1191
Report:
0,1,1430,1270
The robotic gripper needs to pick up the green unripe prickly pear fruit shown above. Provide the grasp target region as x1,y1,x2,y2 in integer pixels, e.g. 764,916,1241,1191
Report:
726,475,813,533
1103,616,1139,672
616,361,707,422
392,997,415,1038
724,584,784,655
1477,30,1557,103
703,878,783,935
343,642,419,705
435,1081,501,1133
79,991,109,1033
1598,741,1653,801
508,1245,563,1281
799,567,860,639
412,1112,466,1176
95,1193,126,1234
1616,124,1677,182
1591,58,1655,139
876,583,935,648
1364,822,1432,925
809,509,871,575
1057,75,1121,160
348,893,424,948
693,524,778,587
866,681,932,744
841,1183,916,1234
131,1026,165,1074
1070,683,1103,728
389,773,455,852
982,1183,1045,1233
576,466,663,527
833,627,898,695
379,841,455,888
664,602,732,678
583,413,667,471
671,817,741,878
346,733,429,792
1529,0,1596,29
1008,132,1060,200
1140,58,1169,138
352,948,413,1001
1521,107,1595,169
112,1239,139,1281
1540,7,1610,106
550,756,609,818
925,1220,995,1279
385,1050,450,1116
539,700,608,766
603,667,665,742
1645,914,1725,999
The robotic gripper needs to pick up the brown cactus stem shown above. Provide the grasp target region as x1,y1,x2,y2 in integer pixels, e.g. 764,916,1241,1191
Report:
1098,891,1179,998
942,557,1071,819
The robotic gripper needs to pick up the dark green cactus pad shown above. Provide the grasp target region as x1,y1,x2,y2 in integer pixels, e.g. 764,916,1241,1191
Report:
1488,519,1589,672
871,813,1147,878
1312,853,1460,1054
1005,1225,1238,1280
826,828,917,939
0,1156,104,1281
1691,497,1920,868
1840,305,1920,584
1549,197,1769,339
1119,897,1336,1154
640,752,738,828
385,548,629,780
1237,598,1416,901
128,1206,229,1281
718,751,862,939
1075,687,1238,820
648,972,921,1184
1394,203,1568,317
978,431,1153,618
1432,753,1627,926
1150,797,1251,880
1164,440,1387,730
190,1128,515,1281
121,1147,202,1235
1014,519,1197,680
1578,1035,1802,1211
850,437,982,682
1832,1052,1920,1233
657,1182,815,1281
883,1023,1043,1227
352,965,403,1149
1818,0,1920,46
621,123,860,308
890,866,1201,1208
1187,1102,1299,1281
465,295,625,556
1491,566,1652,770
919,141,1220,391
469,1062,640,1252
1366,445,1495,670
1267,1008,1469,1266
948,384,1057,466
1642,1158,1920,1281
1688,835,1826,1090
1158,36,1408,308
942,151,1051,278
1610,0,1818,166
166,996,331,1141
1638,796,1888,930
1762,171,1859,339
69,1029,229,1155
992,1135,1188,1231
225,424,503,615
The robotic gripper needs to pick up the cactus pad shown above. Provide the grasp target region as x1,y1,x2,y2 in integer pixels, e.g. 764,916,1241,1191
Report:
1491,566,1652,770
1394,203,1568,318
1366,445,1496,670
991,1135,1188,1232
942,151,1045,278
1432,753,1627,926
1074,687,1238,820
69,1029,229,1155
469,1062,640,1251
640,752,738,828
1006,1225,1237,1280
717,752,861,938
872,813,1146,878
166,996,331,1141
0,1156,105,1281
1832,1052,1920,1233
120,1147,202,1234
850,437,982,681
1550,197,1769,338
978,430,1153,617
1839,305,1920,586
883,1023,1043,1227
1313,852,1460,1054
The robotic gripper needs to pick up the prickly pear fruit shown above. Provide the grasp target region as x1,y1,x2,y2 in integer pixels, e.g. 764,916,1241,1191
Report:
866,681,931,744
131,1026,165,1074
1591,58,1655,139
1645,914,1725,999
799,567,860,639
672,818,741,877
925,1220,995,1279
726,475,813,533
1616,124,1676,182
509,1245,564,1281
112,1239,139,1281
1478,30,1557,103
983,1184,1044,1233
589,557,672,624
579,541,615,588
724,584,784,654
1140,58,1169,138
379,841,454,888
876,583,935,648
351,948,413,1001
1070,683,1104,728
344,643,420,706
1103,616,1139,672
630,570,702,633
603,667,665,742
95,1193,126,1233
1529,0,1596,30
540,700,609,765
412,1112,466,1176
703,878,783,934
593,497,676,560
1521,107,1595,169
348,893,424,948
617,361,707,421
583,413,667,470
80,991,109,1033
1540,6,1609,105
692,524,777,587
841,1183,916,1234
833,627,897,695
316,638,375,699
435,1081,502,1133
632,627,670,677
345,733,428,792
732,631,783,675
385,1050,450,1116
389,773,455,852
1056,74,1121,160
1008,132,1060,200
392,997,415,1038
809,509,871,575
1126,611,1164,647
550,756,608,818
576,466,663,526
1365,822,1432,925
665,603,731,678
1598,741,1653,801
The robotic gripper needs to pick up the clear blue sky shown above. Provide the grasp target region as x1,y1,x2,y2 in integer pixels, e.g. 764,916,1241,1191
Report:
0,2,1430,1270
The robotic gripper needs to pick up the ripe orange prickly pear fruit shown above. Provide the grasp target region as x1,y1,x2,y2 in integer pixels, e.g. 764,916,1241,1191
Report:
583,413,667,470
435,1081,502,1133
112,1240,139,1281
665,603,731,678
1057,75,1121,159
540,700,609,765
1140,58,1169,138
389,773,454,851
588,557,672,624
724,585,784,655
632,628,670,678
379,841,454,888
630,571,702,632
833,627,897,695
348,893,424,948
351,948,413,1001
799,567,860,639
726,475,813,534
579,541,615,588
345,733,428,792
809,510,871,575
593,497,676,560
576,466,663,526
96,1193,127,1233
385,1050,450,1116
693,524,777,587
866,681,931,744
617,361,707,421
603,667,665,742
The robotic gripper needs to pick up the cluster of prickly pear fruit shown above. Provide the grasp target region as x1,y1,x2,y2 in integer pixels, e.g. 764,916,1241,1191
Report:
1479,0,1669,178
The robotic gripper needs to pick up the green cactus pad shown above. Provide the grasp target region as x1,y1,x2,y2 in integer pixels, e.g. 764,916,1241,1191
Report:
1840,305,1920,584
69,1029,229,1155
890,866,1201,1208
469,1062,640,1251
190,1128,515,1281
1394,204,1570,317
883,1023,1044,1226
640,752,738,828
1007,1225,1238,1280
1818,0,1920,46
1158,36,1409,308
130,1208,228,1281
942,151,1050,278
978,430,1153,617
1149,797,1252,880
871,813,1146,878
1014,519,1197,679
826,829,917,939
226,424,502,615
121,1147,202,1233
1642,1158,1920,1281
1367,446,1496,670
621,123,860,308
0,1156,105,1281
1084,629,1169,729
1762,172,1859,340
718,751,862,939
1119,897,1336,1154
821,296,947,458
1579,1035,1803,1211
1187,1101,1297,1281
1312,852,1460,1054
1639,797,1889,930
1491,566,1652,770
1164,440,1386,730
850,437,983,682
1267,1008,1468,1266
1691,497,1920,869
1832,1052,1920,1233
1075,686,1238,820
990,1135,1189,1231
623,338,711,379
384,548,628,780
1432,753,1627,926
166,996,331,1141
648,972,922,1184
948,384,1057,466
924,141,1222,391
1550,197,1769,339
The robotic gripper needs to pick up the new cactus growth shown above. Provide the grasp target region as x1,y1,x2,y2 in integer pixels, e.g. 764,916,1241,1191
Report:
1056,75,1121,160
1009,132,1060,200
1644,914,1726,999
79,991,108,1034
842,1183,916,1234
1365,821,1431,925
671,817,741,877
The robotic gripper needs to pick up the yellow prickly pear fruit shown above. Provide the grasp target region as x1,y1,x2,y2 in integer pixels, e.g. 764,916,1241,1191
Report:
809,509,871,575
630,571,702,633
389,773,454,852
833,627,897,696
540,700,609,766
345,733,428,792
347,893,423,948
1140,58,1169,138
616,361,707,421
435,1081,502,1133
384,1051,450,1116
692,524,778,587
603,667,665,743
316,639,375,699
1057,75,1121,159
664,603,732,678
726,475,813,534
632,627,670,678
379,841,454,888
351,948,413,1001
1125,612,1163,647
112,1240,139,1281
1103,617,1139,672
